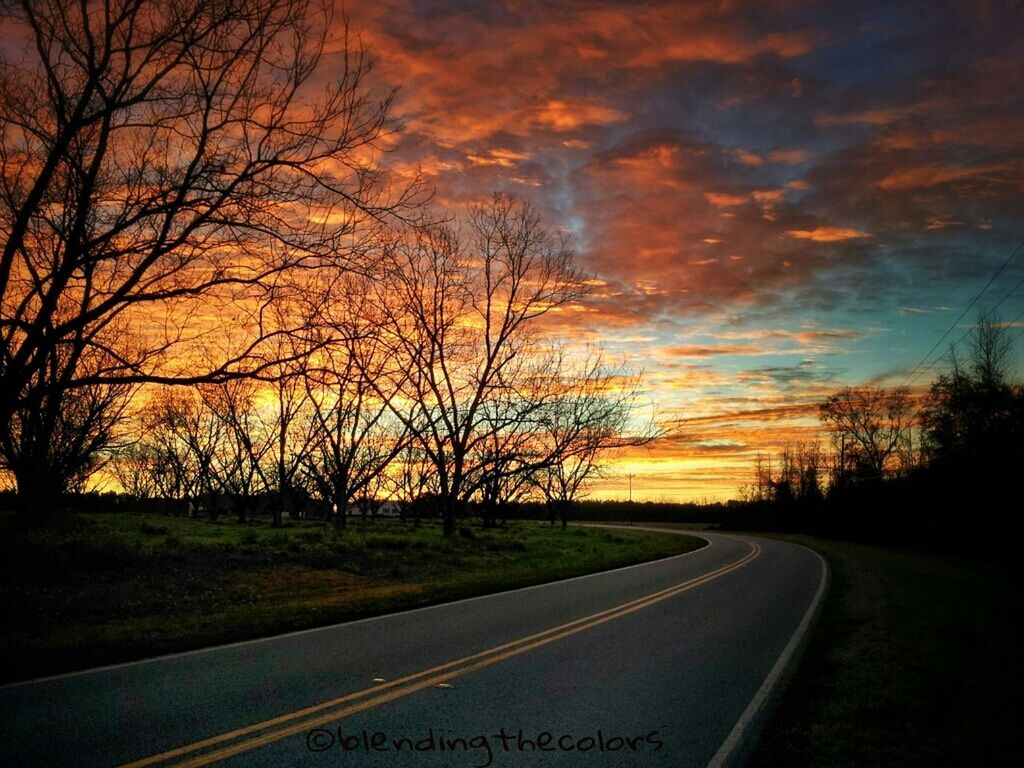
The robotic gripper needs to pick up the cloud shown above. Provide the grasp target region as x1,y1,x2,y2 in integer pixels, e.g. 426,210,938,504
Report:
768,149,809,164
785,227,871,242
878,162,1022,190
532,99,629,132
664,344,765,357
705,192,749,207
675,402,821,426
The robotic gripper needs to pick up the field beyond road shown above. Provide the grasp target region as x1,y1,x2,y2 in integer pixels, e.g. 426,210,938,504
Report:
749,534,1019,767
0,512,704,684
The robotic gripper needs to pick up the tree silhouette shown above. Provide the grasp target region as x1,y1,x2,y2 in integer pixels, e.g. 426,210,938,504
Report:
921,315,1022,473
298,273,412,529
0,0,423,521
374,194,585,536
819,386,913,483
534,353,657,529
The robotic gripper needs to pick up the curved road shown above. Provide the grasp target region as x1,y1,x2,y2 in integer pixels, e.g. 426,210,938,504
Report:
0,529,826,768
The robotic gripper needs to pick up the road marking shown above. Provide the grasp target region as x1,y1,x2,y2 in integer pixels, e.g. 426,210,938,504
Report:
582,525,832,768
706,542,829,768
118,539,759,768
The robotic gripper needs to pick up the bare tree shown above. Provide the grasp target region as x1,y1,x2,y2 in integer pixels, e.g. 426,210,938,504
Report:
375,194,585,536
263,358,313,526
200,378,273,523
747,442,823,505
299,276,412,528
819,386,913,481
534,355,658,528
387,440,438,520
472,362,555,528
921,315,1021,470
140,387,226,515
0,0,423,521
106,442,163,501
968,314,1014,393
0,336,135,518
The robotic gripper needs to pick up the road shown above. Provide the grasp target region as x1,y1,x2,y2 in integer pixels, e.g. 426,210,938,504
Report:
0,529,827,768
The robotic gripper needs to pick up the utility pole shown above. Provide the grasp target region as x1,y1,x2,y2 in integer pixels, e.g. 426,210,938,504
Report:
627,473,635,503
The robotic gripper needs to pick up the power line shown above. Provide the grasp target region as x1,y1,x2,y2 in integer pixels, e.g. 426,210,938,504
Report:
912,282,1024,385
1006,305,1024,344
901,236,1024,387
987,270,1024,316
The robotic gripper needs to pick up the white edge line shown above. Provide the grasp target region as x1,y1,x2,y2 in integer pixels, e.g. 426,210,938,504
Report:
1,527,714,690
705,541,831,768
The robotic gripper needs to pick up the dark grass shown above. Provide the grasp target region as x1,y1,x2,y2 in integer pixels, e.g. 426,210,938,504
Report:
0,512,704,684
748,535,1020,768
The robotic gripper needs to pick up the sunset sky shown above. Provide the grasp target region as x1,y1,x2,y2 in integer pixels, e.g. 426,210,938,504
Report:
343,0,1023,501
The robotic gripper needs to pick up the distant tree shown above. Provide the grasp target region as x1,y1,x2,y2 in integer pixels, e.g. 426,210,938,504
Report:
920,315,1022,472
298,278,412,529
819,386,914,482
106,442,163,501
534,355,658,529
200,379,273,524
796,442,825,503
388,441,438,521
263,357,313,527
744,452,772,503
140,387,226,515
744,442,822,506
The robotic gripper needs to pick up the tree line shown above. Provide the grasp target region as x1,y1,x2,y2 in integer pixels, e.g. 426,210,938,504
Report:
0,0,654,533
743,316,1023,545
104,198,653,533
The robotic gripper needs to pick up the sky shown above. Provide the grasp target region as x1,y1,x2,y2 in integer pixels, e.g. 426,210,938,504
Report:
336,0,1024,501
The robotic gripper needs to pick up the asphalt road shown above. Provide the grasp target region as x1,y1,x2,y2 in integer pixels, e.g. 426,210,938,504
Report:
0,529,827,768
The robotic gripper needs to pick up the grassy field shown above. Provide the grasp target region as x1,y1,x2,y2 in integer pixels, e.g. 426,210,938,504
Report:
0,512,704,684
749,535,1019,767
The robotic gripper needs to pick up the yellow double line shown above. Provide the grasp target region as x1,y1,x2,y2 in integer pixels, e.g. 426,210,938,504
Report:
121,539,759,768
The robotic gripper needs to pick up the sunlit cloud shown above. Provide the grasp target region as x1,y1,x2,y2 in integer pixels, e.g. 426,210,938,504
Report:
532,99,628,132
785,227,871,242
878,162,1022,190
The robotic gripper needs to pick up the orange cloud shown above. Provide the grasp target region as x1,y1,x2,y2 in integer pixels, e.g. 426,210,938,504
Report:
705,192,748,207
664,344,764,357
785,227,870,242
878,162,1022,190
466,148,532,167
732,149,764,166
676,402,822,426
816,106,918,127
768,149,808,164
533,99,628,132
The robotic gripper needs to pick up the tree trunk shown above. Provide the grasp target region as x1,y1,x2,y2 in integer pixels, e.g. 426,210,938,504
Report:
235,494,248,524
333,493,347,530
481,500,496,529
442,497,457,537
14,466,61,527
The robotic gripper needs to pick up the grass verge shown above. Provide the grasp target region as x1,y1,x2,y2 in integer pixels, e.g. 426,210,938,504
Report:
0,512,704,684
748,534,1019,767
